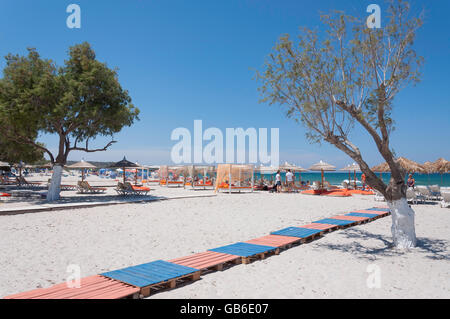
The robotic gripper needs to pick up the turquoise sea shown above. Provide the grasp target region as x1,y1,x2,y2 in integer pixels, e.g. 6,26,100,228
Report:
255,172,450,187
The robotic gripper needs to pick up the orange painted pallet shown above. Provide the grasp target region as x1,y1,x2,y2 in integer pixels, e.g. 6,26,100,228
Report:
169,251,240,272
244,234,303,253
300,222,339,233
4,275,140,299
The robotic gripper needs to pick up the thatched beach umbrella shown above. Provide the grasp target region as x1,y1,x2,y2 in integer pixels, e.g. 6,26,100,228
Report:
110,157,139,184
429,158,449,185
372,157,426,177
309,160,336,190
396,157,427,174
430,158,449,174
66,160,97,181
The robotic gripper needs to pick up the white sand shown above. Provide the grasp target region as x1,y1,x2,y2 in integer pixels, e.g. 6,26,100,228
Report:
0,186,449,298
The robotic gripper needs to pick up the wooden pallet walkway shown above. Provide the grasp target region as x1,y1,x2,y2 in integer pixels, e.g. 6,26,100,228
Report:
208,242,277,264
312,218,358,229
244,235,304,254
169,251,240,273
330,215,371,225
270,227,323,241
4,275,140,299
101,260,201,297
299,223,340,233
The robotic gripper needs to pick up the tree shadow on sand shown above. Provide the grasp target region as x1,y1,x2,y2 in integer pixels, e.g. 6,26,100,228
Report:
314,228,449,261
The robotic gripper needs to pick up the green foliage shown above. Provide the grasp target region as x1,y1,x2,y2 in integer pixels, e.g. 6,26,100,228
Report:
0,42,140,165
0,138,45,164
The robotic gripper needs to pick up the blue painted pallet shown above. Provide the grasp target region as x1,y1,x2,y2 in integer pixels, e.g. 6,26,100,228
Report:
346,212,379,218
101,260,199,288
313,218,356,226
270,227,323,239
208,242,276,257
366,207,390,212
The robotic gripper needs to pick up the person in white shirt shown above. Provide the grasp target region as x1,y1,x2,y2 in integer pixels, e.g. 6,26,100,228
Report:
286,169,294,192
275,170,282,193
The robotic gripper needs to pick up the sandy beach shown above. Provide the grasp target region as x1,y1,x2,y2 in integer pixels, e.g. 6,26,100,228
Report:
1,179,448,299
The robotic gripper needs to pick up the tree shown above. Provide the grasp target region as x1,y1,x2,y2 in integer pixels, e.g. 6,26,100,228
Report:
0,42,140,201
0,138,45,165
256,0,423,248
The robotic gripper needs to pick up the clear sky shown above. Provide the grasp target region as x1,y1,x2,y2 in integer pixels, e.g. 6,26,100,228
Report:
1,0,449,168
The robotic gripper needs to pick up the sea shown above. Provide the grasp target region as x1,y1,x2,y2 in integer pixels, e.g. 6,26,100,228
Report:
255,172,450,187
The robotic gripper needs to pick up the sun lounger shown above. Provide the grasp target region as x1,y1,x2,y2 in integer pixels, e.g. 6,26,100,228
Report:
16,176,42,189
416,186,433,200
374,190,385,201
0,176,17,185
77,181,107,194
440,192,450,208
406,188,425,204
125,182,150,195
428,185,442,200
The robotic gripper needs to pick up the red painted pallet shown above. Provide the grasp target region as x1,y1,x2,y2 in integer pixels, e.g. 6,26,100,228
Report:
4,275,140,299
300,223,339,233
245,234,303,253
169,251,241,272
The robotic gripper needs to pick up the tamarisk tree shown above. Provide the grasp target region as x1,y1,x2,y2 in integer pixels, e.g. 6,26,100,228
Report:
256,0,423,248
0,42,139,201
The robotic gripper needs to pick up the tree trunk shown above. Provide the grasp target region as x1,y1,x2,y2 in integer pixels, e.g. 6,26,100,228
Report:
47,164,63,201
387,197,417,249
385,174,417,249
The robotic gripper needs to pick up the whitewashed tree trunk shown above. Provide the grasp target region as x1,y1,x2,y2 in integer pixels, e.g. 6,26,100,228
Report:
387,197,417,249
46,164,63,202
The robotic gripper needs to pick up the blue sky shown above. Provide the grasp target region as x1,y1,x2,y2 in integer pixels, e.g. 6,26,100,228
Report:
1,0,449,168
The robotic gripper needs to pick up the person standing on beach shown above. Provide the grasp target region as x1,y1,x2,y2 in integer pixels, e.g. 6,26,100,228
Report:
286,169,294,192
407,174,415,188
275,170,282,193
361,173,366,190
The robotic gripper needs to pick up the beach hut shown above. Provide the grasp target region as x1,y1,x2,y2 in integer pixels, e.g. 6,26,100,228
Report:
66,160,97,181
215,164,254,193
308,160,336,190
110,157,139,184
